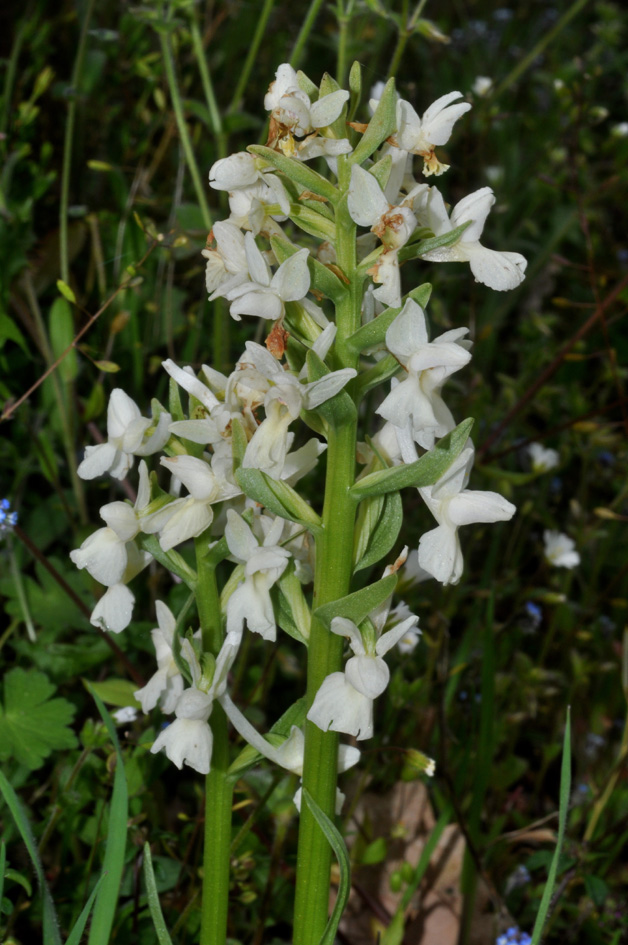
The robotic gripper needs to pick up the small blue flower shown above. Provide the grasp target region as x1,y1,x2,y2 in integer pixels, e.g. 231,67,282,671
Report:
0,499,18,534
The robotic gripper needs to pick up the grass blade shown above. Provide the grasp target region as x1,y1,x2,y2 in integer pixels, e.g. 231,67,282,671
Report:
64,875,106,945
0,769,62,945
143,842,174,945
301,788,351,945
530,707,572,944
86,686,129,945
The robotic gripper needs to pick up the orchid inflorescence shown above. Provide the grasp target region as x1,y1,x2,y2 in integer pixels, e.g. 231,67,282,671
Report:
73,61,522,839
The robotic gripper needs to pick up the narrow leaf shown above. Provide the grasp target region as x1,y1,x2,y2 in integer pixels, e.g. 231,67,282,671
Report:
349,78,397,166
64,875,106,945
143,843,174,945
236,467,322,532
530,709,572,945
350,419,474,502
353,489,403,573
314,573,397,629
248,145,339,204
301,789,351,945
398,221,472,263
0,770,61,945
87,688,129,945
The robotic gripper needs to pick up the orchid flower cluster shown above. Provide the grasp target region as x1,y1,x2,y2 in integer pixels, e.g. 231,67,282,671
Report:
72,61,523,943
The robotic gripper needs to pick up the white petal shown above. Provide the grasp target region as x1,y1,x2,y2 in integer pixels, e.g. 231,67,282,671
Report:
162,359,219,412
157,498,214,551
77,442,119,480
307,673,374,740
450,187,494,241
348,165,389,227
107,389,142,440
345,655,390,700
418,523,463,585
271,249,311,302
90,584,135,633
303,368,356,409
244,232,271,286
225,509,258,563
376,615,420,656
70,527,127,586
151,717,213,773
209,152,258,190
385,298,428,362
465,244,527,291
161,455,220,502
230,287,283,321
448,490,516,527
310,89,349,127
330,617,366,655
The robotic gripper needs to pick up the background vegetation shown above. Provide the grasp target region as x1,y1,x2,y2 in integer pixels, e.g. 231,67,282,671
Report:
1,0,627,942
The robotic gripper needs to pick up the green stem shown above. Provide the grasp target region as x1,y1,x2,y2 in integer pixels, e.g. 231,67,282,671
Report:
228,0,275,114
1,13,28,138
290,0,327,69
188,9,228,162
159,29,213,230
495,0,590,97
60,0,95,283
293,164,360,945
195,537,233,945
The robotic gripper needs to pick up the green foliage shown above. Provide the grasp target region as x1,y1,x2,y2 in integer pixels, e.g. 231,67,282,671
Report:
0,668,77,769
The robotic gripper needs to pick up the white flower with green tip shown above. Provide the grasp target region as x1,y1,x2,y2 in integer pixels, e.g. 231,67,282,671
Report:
543,530,580,569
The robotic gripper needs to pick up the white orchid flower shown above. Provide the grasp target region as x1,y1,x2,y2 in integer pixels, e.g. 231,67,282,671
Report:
418,443,516,585
392,92,472,176
376,298,472,449
224,510,291,642
417,186,527,291
348,165,420,307
71,461,151,587
202,220,249,297
134,601,187,714
528,443,559,473
265,63,349,137
543,530,580,569
77,389,171,481
141,455,240,552
222,233,310,321
307,605,419,741
220,697,360,813
150,635,238,774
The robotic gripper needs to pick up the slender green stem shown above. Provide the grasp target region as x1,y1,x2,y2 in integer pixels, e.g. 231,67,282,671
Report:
1,14,28,138
194,538,233,945
387,0,427,80
188,9,228,162
60,0,95,284
160,29,213,230
293,166,361,945
335,0,353,89
8,539,36,642
228,0,275,114
495,0,590,97
290,0,327,69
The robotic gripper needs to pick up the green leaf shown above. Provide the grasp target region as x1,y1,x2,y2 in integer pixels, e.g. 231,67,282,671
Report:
231,416,248,472
301,789,351,945
84,679,141,709
236,467,322,532
314,573,397,629
0,770,61,945
347,283,432,353
368,153,392,192
227,697,308,780
49,297,77,382
86,688,129,945
398,221,472,263
0,312,29,354
347,61,362,121
142,843,174,945
248,145,339,204
360,836,387,865
64,875,106,945
93,359,121,373
288,202,336,242
350,419,474,502
0,668,78,770
530,708,572,945
276,565,311,645
349,77,397,166
353,488,403,573
55,279,76,304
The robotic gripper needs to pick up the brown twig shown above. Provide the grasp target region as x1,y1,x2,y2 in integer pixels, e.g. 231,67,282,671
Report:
14,523,146,687
0,239,158,424
477,274,628,459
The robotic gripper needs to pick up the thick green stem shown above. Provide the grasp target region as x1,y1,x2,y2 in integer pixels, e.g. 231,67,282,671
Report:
195,538,233,945
293,168,361,945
